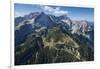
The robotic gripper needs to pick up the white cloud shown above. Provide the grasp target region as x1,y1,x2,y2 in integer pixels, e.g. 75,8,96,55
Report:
40,5,68,16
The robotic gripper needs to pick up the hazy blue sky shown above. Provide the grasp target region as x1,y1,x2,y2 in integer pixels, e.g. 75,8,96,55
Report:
15,3,94,22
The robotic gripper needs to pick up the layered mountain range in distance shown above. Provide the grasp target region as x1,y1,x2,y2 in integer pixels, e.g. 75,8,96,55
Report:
15,11,94,65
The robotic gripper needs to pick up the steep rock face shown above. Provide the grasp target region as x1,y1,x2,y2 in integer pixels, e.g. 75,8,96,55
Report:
24,12,39,20
15,12,39,26
34,12,56,28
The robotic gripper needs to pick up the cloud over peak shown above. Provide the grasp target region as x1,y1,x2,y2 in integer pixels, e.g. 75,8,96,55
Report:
40,5,68,16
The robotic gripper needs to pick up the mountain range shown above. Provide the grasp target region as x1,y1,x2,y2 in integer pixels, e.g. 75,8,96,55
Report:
15,12,94,65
